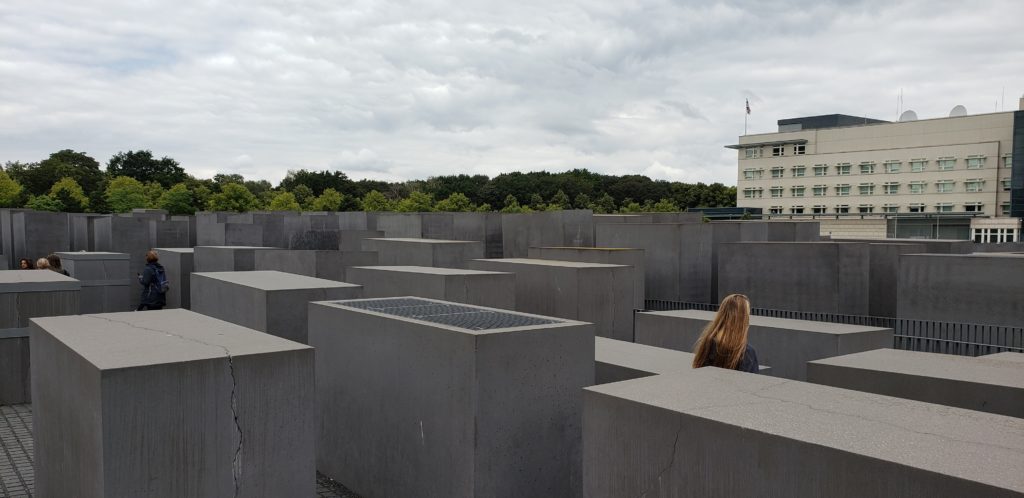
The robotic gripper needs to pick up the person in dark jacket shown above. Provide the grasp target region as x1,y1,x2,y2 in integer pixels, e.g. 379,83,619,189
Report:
691,294,760,373
137,250,167,311
46,253,70,276
19,258,35,269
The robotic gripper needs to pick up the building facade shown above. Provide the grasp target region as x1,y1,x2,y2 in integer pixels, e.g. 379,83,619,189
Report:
730,103,1024,241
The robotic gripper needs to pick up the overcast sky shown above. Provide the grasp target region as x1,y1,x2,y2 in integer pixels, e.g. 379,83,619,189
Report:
2,0,1022,186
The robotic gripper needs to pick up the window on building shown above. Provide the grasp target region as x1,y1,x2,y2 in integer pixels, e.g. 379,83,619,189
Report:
909,181,927,194
882,205,899,214
860,162,875,174
771,167,785,178
964,203,983,212
812,185,827,196
966,156,985,169
884,161,901,173
770,186,784,198
792,165,806,177
908,204,925,213
791,186,805,197
744,147,761,159
859,183,874,195
935,203,954,213
772,145,785,157
743,187,763,199
812,205,827,214
1004,155,1013,168
883,182,900,195
1002,203,1012,216
835,185,850,196
835,205,850,214
743,168,763,180
935,180,954,193
836,163,851,175
813,165,828,176
965,179,984,193
910,159,927,172
937,158,956,171
858,205,874,214
769,206,784,214
793,144,806,155
791,206,805,214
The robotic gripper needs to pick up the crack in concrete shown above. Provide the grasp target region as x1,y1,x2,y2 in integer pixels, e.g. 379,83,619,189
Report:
635,414,684,498
81,314,245,495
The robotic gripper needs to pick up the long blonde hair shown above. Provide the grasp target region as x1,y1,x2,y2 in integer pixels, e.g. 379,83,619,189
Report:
691,294,751,370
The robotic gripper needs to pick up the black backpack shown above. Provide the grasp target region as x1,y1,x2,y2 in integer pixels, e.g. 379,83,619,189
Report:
153,267,170,294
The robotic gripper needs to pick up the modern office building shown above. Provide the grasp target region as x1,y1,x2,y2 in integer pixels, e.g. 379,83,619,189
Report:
729,99,1024,242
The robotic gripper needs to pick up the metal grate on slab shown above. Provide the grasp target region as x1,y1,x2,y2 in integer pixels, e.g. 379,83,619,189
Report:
336,297,561,330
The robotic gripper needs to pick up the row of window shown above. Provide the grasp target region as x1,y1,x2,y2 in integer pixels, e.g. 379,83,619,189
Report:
743,179,997,198
766,202,999,215
742,155,1012,177
973,228,1020,243
744,144,806,158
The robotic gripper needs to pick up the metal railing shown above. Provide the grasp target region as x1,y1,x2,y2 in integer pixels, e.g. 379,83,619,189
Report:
642,299,1023,356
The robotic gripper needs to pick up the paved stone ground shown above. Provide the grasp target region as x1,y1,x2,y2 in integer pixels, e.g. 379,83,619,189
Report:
0,404,361,497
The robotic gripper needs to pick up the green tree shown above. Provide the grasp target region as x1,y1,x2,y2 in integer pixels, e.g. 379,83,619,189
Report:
144,182,165,209
158,183,196,215
396,191,435,212
593,193,617,214
434,192,474,212
268,191,302,211
105,176,149,213
311,188,345,212
107,150,186,187
361,190,393,211
6,150,105,199
617,198,643,213
527,193,545,211
0,169,24,207
278,169,355,197
476,203,492,212
573,193,592,210
549,190,571,210
291,184,314,210
500,194,531,213
207,183,259,212
49,177,89,212
25,194,64,212
650,198,680,212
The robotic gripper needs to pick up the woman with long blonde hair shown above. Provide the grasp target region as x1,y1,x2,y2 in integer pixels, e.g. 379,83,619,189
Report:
691,294,760,373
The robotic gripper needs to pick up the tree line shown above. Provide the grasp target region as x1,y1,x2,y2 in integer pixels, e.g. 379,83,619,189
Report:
0,149,737,215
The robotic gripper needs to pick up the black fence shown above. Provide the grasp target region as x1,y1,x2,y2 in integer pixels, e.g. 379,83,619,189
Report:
643,299,1023,356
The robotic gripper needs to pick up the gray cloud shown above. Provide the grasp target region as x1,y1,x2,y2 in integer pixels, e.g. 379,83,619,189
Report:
0,0,1021,186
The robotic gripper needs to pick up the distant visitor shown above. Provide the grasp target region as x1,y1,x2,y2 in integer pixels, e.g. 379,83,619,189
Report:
136,250,169,311
691,294,760,373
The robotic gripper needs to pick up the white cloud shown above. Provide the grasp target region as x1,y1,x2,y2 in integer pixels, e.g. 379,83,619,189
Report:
0,0,1022,186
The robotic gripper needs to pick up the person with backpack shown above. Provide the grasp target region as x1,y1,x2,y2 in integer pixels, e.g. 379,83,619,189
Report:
137,250,169,311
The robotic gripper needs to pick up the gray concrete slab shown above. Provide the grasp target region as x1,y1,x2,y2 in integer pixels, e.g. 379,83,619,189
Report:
30,310,315,498
193,245,279,272
375,212,422,238
594,337,770,384
191,271,363,344
469,258,635,341
718,242,871,315
346,265,515,309
55,251,131,313
0,336,29,405
287,230,341,250
155,248,194,309
594,223,714,303
634,309,892,380
92,216,153,308
338,229,385,251
364,237,485,268
833,237,974,254
583,368,1024,497
897,253,1024,327
255,249,378,282
528,247,645,310
309,297,594,498
501,210,594,258
979,351,1024,363
865,243,928,317
807,348,1024,418
12,211,71,265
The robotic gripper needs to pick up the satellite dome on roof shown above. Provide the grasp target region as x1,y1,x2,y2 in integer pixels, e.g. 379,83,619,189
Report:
898,110,918,122
949,105,967,117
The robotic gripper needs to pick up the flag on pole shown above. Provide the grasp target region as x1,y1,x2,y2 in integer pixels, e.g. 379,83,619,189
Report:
746,99,751,115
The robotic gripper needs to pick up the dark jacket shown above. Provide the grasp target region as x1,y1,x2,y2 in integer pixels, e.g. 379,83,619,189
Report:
138,262,167,308
699,341,760,374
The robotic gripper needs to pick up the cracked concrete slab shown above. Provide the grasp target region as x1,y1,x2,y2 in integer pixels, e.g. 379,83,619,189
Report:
583,368,1024,497
30,310,314,497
